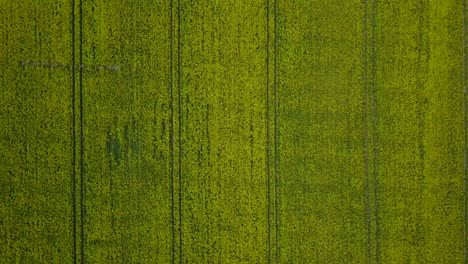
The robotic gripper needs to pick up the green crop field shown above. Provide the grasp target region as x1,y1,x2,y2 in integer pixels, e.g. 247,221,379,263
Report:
0,0,466,263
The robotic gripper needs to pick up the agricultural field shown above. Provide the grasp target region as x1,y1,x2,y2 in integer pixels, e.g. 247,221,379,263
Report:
0,0,466,263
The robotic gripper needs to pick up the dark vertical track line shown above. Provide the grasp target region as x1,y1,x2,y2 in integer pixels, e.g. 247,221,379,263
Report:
463,1,467,263
79,0,85,263
415,4,425,259
370,0,380,263
71,0,77,263
169,0,176,263
265,0,271,263
363,0,372,263
177,0,183,263
273,0,279,263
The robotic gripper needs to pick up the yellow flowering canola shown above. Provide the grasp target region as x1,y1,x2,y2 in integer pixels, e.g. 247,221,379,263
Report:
0,0,465,263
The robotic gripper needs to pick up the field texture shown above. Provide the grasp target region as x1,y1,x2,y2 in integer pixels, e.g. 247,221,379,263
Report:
0,0,466,263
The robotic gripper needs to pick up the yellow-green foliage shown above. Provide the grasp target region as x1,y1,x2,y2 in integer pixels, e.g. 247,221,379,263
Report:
0,1,74,263
0,0,465,263
180,1,269,262
375,1,464,263
278,0,368,262
81,1,173,263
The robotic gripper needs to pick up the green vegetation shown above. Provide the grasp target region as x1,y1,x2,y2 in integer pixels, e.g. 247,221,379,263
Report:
180,1,269,262
277,1,368,262
0,1,74,263
81,1,173,263
0,0,465,263
375,1,464,262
